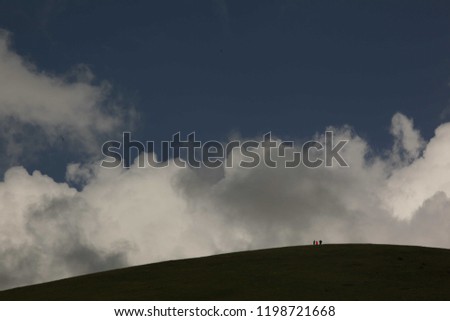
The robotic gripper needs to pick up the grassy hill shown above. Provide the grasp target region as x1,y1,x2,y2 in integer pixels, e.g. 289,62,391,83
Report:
1,244,450,300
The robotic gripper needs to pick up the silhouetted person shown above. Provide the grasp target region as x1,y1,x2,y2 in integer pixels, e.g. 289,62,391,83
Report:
313,240,316,245
319,240,322,245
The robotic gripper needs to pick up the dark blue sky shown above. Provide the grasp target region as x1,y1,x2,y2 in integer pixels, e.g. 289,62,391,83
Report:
1,0,449,178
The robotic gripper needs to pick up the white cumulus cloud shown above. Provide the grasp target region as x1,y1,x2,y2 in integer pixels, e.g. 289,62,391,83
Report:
0,30,133,165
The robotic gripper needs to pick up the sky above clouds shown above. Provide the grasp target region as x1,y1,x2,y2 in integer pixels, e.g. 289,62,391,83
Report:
0,0,450,290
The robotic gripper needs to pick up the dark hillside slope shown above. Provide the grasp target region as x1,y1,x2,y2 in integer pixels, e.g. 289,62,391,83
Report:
1,244,450,300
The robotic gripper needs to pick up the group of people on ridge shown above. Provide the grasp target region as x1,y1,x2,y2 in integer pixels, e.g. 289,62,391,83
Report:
313,240,322,245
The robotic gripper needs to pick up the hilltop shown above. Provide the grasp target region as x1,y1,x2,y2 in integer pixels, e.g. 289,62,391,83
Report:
1,244,449,300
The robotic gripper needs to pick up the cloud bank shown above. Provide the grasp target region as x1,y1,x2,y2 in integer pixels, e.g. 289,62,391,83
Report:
1,116,450,290
1,30,450,291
